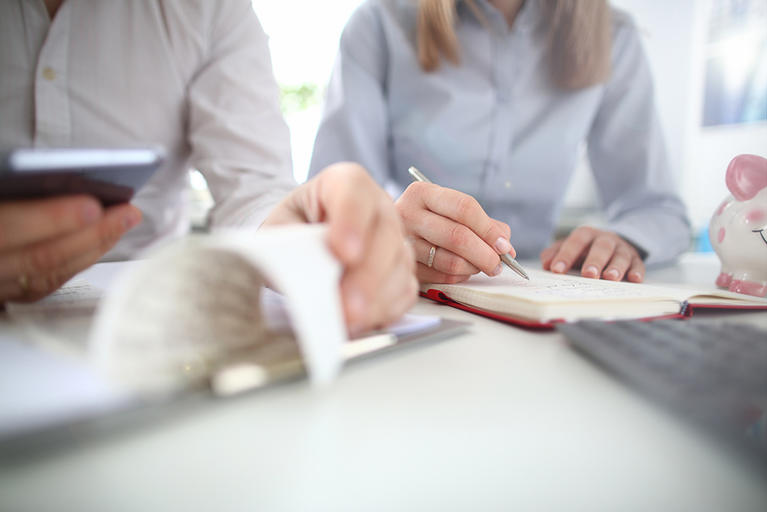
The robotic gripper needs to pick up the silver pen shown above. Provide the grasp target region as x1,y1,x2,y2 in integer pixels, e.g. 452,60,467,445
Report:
408,166,530,280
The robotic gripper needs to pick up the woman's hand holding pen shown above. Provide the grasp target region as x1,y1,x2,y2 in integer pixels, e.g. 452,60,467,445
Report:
262,163,418,336
396,181,517,284
540,226,646,282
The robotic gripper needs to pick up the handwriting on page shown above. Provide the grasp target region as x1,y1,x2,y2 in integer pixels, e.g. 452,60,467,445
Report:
129,252,268,349
91,248,283,391
7,279,102,315
90,225,349,391
463,269,666,301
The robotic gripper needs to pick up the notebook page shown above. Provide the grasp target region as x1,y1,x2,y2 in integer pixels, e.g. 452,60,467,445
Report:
7,279,101,314
444,268,767,307
435,268,685,305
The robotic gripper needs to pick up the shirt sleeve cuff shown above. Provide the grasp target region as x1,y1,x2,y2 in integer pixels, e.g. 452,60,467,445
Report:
607,214,691,267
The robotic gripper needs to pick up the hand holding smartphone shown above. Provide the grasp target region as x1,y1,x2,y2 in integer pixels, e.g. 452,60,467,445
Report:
0,147,163,304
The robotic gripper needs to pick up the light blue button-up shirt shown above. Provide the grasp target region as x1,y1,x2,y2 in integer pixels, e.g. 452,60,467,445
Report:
309,0,691,264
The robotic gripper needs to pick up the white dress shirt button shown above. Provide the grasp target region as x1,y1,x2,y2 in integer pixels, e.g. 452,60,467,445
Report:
42,66,56,81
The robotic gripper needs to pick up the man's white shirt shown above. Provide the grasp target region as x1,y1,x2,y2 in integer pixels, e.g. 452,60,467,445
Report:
0,0,296,259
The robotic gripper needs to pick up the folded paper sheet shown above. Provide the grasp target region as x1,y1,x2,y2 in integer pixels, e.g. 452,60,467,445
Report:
89,224,347,391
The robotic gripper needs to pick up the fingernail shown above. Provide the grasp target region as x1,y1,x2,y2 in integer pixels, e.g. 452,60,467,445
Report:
552,261,566,273
629,271,642,281
494,237,512,254
604,268,619,280
343,230,363,262
81,201,101,223
584,265,599,278
489,263,502,276
123,210,141,229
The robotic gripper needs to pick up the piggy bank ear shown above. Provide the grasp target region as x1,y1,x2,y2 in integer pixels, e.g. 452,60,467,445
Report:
726,154,767,201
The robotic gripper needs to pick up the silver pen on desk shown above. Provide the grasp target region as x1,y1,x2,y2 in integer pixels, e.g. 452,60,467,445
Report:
407,166,530,280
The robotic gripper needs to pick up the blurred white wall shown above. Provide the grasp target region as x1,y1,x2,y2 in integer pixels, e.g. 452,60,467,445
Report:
252,0,364,182
606,0,767,234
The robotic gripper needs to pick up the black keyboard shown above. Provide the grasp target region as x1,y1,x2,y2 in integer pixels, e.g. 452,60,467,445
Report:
558,319,767,466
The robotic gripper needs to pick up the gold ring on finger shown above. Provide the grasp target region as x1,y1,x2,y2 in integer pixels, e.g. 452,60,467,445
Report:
427,245,436,268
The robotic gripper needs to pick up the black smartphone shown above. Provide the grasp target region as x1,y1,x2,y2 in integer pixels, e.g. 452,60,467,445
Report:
0,147,164,205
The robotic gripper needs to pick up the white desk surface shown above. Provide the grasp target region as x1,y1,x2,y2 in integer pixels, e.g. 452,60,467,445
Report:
1,253,766,511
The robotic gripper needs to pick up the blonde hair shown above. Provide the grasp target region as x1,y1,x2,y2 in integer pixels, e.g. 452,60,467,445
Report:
416,0,612,89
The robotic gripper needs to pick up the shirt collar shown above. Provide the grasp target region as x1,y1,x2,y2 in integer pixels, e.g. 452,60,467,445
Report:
457,0,542,34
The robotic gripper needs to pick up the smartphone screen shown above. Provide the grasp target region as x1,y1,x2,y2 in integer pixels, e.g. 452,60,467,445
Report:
0,148,164,205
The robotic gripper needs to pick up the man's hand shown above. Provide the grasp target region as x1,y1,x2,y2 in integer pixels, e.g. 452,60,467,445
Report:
540,226,645,282
262,163,418,336
0,196,141,304
396,182,515,284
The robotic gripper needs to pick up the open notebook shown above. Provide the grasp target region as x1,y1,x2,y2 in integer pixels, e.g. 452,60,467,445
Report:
422,268,767,329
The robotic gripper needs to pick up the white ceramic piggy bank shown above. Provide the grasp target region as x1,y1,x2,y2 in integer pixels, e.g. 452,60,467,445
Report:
709,154,767,297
